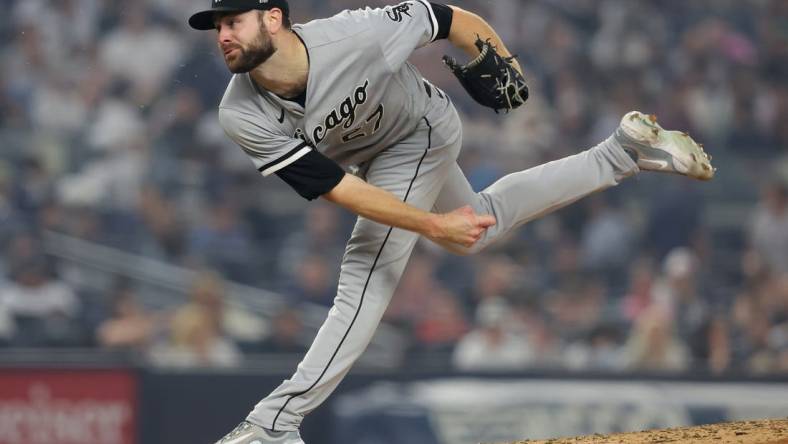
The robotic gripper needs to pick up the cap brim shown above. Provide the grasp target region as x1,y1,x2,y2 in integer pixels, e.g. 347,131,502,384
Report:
188,7,249,31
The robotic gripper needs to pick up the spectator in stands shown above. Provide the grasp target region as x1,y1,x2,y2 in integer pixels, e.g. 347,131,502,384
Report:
387,252,468,352
643,180,705,261
622,306,691,372
733,272,788,374
135,185,187,260
184,270,267,351
288,255,337,307
148,303,242,368
0,172,23,265
545,277,609,344
579,195,634,282
749,180,788,274
96,281,162,352
688,316,732,374
652,247,710,342
463,254,521,309
259,307,307,354
98,2,185,104
12,157,53,218
740,311,778,374
148,270,246,367
510,297,562,367
620,257,657,323
187,199,256,283
453,298,535,371
563,324,627,372
277,202,348,282
0,252,83,347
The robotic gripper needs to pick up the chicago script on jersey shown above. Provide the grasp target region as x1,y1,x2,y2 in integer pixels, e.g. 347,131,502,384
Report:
313,80,369,144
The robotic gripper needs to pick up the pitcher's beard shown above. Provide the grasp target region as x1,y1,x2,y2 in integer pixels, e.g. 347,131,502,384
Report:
227,36,276,74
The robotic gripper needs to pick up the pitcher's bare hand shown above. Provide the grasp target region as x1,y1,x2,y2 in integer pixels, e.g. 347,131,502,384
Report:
427,205,496,248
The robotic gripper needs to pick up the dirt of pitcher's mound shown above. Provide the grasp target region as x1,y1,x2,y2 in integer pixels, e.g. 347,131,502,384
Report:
509,418,788,444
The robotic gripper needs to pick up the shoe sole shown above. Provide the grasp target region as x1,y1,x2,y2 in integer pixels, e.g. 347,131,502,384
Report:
620,111,716,181
216,421,305,444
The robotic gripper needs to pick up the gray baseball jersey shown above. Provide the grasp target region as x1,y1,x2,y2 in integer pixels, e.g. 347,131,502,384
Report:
219,0,444,177
214,1,640,436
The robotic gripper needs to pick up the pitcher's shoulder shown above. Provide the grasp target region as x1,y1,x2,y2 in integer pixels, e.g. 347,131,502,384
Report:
219,74,259,110
293,8,377,49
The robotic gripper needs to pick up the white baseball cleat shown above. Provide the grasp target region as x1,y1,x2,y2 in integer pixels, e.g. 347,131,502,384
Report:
215,421,305,444
615,111,716,181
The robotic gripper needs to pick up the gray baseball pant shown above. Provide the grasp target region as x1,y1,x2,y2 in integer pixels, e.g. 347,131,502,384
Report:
248,102,638,431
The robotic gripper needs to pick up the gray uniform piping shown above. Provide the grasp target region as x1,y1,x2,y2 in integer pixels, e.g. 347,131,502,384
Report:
270,116,433,431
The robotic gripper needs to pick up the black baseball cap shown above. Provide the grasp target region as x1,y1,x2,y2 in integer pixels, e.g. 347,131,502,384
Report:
188,0,290,31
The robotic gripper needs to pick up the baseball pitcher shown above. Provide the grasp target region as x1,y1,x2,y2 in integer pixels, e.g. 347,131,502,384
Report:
187,1,715,442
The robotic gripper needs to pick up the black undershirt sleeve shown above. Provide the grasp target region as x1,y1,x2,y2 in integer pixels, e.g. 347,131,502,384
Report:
430,2,454,40
275,149,345,201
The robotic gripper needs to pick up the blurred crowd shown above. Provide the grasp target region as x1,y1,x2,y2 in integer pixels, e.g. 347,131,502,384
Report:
0,0,787,375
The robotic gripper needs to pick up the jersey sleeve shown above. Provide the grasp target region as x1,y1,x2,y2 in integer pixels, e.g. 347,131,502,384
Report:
219,106,312,177
360,1,443,70
219,107,345,200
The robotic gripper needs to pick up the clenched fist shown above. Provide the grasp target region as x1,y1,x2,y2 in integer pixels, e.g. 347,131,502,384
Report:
427,205,496,249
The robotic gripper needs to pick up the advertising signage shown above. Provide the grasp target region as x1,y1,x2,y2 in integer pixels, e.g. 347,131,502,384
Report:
0,369,137,444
